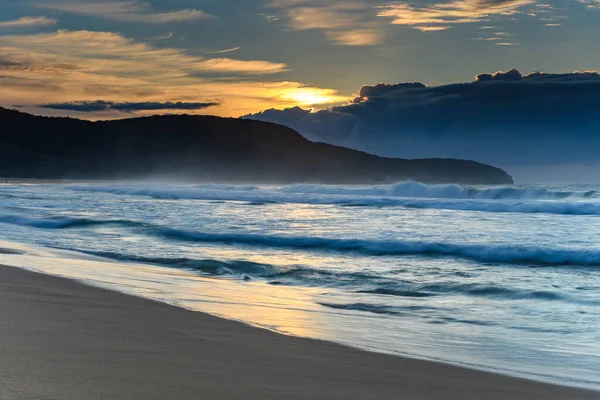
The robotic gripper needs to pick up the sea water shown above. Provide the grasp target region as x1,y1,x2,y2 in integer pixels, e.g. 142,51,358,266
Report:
0,181,598,389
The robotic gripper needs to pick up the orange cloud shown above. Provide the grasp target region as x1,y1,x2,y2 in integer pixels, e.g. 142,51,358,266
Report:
413,26,450,31
378,0,535,30
0,30,345,118
195,58,288,74
2,30,287,75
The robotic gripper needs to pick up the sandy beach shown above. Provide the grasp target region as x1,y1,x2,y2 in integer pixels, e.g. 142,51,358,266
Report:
0,264,596,400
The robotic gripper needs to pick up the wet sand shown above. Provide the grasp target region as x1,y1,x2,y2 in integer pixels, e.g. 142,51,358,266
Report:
0,264,596,400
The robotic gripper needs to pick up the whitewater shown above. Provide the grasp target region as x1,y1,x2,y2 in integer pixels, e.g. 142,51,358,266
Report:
0,181,599,389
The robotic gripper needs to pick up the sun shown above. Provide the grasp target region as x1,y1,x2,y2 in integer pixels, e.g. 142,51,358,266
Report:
282,88,347,106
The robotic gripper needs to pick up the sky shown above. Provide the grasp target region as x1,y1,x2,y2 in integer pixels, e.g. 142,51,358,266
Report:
0,0,599,120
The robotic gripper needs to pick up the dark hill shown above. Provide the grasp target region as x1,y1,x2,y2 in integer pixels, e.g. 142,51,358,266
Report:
0,108,513,184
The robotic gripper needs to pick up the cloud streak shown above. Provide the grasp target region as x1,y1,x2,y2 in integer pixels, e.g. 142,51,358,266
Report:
268,0,384,46
0,16,57,28
413,26,450,31
36,100,219,112
0,30,287,75
580,0,600,9
148,32,173,41
31,1,211,23
377,0,535,30
206,46,241,55
268,0,538,42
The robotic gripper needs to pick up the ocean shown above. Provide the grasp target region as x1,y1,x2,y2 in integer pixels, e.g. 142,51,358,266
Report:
0,181,598,389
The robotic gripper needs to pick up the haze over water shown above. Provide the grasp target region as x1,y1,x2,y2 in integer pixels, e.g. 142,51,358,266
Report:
0,181,599,389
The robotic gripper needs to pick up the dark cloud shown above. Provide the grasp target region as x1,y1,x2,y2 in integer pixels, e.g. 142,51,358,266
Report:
356,82,427,101
475,68,523,81
0,58,26,68
0,57,80,72
37,100,219,113
82,85,163,98
474,69,600,82
0,75,63,92
246,69,600,181
249,106,360,142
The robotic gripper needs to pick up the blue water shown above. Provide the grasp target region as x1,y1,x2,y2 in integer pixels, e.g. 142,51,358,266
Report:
0,181,599,389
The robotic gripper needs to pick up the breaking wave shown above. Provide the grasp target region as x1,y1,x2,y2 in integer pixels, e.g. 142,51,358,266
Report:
68,182,600,215
3,211,598,266
71,181,599,200
2,213,598,266
282,181,598,200
156,228,600,266
0,214,146,230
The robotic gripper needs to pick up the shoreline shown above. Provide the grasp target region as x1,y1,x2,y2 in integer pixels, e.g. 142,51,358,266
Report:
1,263,597,399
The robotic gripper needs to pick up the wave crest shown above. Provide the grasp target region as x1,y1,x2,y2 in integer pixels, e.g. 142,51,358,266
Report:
3,213,598,266
156,228,600,266
68,182,600,216
0,214,146,230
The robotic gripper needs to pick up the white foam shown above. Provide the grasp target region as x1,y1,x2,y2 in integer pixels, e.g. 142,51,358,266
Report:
68,182,600,215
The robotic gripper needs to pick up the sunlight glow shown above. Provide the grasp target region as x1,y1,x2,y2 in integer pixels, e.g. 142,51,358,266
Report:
281,88,346,106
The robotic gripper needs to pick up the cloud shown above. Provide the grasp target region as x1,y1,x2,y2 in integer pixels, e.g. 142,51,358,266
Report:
206,46,241,55
36,100,219,112
413,26,450,31
377,0,535,30
268,0,540,42
148,32,173,40
246,69,600,181
0,30,287,75
31,1,211,23
268,0,384,46
358,82,427,98
194,58,287,74
580,0,600,9
473,29,520,44
325,29,383,46
0,29,344,117
0,16,57,28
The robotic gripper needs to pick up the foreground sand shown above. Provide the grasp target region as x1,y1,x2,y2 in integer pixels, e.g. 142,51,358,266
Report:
0,265,597,400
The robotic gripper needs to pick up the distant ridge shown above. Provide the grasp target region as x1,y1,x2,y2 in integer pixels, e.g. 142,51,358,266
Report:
0,108,513,184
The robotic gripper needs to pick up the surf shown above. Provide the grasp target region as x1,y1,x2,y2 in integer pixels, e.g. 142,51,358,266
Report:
68,182,600,215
